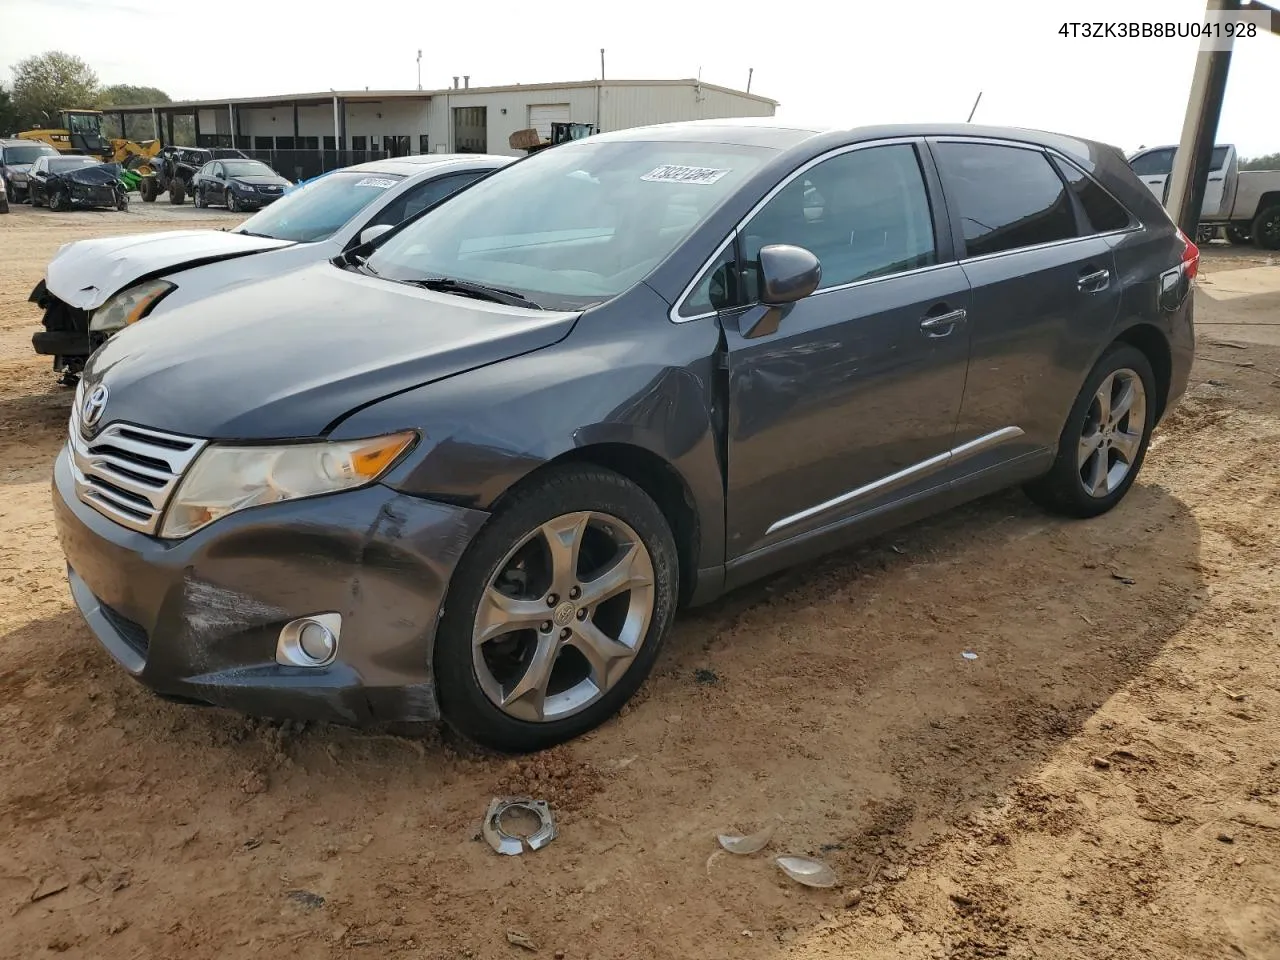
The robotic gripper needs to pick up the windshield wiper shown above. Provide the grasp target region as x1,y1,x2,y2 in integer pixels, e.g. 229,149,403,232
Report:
398,276,542,309
235,229,275,238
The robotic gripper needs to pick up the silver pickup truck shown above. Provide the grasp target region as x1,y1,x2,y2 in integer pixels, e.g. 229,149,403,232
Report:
1128,143,1280,249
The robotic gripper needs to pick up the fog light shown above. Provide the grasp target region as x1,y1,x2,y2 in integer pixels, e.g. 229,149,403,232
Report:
276,613,341,667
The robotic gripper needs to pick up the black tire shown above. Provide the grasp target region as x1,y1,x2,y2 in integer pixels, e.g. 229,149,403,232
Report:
1024,343,1157,518
1225,224,1252,246
140,178,157,202
193,186,205,209
169,179,186,205
435,464,679,752
226,191,239,213
1252,204,1280,251
115,191,128,212
0,198,8,215
49,189,68,212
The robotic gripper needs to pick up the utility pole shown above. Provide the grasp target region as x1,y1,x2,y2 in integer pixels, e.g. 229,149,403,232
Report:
746,67,753,93
1166,0,1240,237
600,48,605,80
416,49,422,91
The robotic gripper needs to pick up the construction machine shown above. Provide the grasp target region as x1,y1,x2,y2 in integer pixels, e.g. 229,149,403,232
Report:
18,109,162,175
508,122,597,155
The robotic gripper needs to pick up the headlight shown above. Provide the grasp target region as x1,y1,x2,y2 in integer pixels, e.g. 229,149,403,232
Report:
159,432,417,539
11,172,27,183
232,180,254,192
89,279,176,333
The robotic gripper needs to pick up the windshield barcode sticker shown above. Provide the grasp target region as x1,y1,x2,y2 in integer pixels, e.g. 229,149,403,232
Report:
641,165,729,185
354,177,398,189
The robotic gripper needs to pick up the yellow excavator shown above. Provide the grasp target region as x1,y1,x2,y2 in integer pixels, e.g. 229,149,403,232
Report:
19,109,162,172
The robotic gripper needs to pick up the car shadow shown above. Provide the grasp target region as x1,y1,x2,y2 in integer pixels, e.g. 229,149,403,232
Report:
0,384,71,486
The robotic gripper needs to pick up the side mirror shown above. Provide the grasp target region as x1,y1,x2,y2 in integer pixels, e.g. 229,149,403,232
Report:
759,244,822,304
215,171,225,180
359,223,394,246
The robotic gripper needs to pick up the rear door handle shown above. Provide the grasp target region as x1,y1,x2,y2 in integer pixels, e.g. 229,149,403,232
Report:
1077,268,1110,292
919,308,967,338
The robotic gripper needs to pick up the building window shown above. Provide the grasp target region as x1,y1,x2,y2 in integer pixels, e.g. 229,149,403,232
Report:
351,136,367,151
298,136,319,150
419,134,429,155
254,136,273,150
276,136,295,150
323,136,344,151
384,135,410,158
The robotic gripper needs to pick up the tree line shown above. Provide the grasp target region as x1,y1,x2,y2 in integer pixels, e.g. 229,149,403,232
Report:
0,51,191,143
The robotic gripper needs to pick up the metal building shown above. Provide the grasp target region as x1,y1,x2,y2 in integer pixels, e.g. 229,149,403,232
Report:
109,78,777,179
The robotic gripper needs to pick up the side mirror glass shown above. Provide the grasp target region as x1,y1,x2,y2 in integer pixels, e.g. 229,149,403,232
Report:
215,171,225,180
359,223,394,246
759,244,822,304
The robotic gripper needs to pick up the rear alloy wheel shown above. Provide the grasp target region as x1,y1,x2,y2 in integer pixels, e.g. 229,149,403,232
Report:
1024,343,1156,518
1252,205,1280,251
435,465,678,752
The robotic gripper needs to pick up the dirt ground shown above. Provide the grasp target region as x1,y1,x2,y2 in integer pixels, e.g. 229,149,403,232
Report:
1,202,1278,960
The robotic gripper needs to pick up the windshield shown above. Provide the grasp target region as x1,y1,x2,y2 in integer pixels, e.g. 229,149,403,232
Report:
235,170,406,242
66,112,102,134
365,139,775,309
3,144,58,164
48,157,99,172
223,160,276,178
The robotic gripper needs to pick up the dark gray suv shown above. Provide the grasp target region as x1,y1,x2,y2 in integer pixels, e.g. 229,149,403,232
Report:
53,120,1196,752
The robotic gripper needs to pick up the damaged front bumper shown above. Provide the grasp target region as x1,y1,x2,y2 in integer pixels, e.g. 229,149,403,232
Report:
52,445,489,725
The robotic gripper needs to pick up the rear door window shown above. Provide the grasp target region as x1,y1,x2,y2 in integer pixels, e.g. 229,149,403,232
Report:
934,142,1076,258
1051,156,1134,234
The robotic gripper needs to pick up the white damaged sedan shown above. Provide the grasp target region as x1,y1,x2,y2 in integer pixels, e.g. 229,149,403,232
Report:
30,152,510,382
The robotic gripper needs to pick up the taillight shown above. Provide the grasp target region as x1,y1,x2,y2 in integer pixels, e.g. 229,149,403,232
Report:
1177,228,1200,280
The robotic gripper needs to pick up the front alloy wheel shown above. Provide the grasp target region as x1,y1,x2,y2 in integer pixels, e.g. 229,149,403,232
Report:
473,511,655,723
227,190,239,212
435,465,678,752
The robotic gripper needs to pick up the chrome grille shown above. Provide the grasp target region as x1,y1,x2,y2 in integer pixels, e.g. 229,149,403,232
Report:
67,398,206,535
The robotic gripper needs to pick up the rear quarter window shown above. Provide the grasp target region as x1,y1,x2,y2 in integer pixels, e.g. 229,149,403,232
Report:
1051,156,1135,233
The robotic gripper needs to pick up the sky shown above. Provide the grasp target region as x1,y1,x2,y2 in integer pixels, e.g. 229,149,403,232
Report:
1,0,1277,157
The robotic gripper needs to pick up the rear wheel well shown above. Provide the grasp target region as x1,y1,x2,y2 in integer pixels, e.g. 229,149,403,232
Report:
500,445,701,605
1255,192,1280,214
1113,324,1172,421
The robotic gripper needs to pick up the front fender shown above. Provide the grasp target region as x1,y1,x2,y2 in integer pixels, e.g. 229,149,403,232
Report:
330,284,728,573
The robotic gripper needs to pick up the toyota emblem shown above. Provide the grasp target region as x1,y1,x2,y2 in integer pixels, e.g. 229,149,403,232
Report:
81,384,109,430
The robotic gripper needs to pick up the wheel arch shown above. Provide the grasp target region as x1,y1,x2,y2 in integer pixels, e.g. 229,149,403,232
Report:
489,442,703,606
1112,323,1173,422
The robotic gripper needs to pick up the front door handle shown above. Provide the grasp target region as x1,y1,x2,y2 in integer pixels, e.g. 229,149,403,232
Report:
919,308,967,338
1077,268,1111,293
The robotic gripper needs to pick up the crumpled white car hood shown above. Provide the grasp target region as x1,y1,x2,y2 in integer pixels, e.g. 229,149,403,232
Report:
45,229,294,310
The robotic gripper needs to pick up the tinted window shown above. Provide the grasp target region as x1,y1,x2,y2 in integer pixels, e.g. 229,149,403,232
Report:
223,160,275,178
367,172,481,228
936,143,1075,258
1051,156,1133,233
1130,148,1175,177
741,143,936,293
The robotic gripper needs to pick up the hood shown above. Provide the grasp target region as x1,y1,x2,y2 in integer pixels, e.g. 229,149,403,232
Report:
58,163,122,186
231,174,288,186
46,229,295,310
82,262,579,440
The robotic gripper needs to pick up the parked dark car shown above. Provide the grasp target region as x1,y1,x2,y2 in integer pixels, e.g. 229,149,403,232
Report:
53,120,1196,753
1,138,60,203
139,145,250,203
29,155,128,211
191,158,291,211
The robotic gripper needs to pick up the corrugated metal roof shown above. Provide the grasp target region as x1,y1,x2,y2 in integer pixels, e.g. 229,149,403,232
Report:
108,79,777,113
